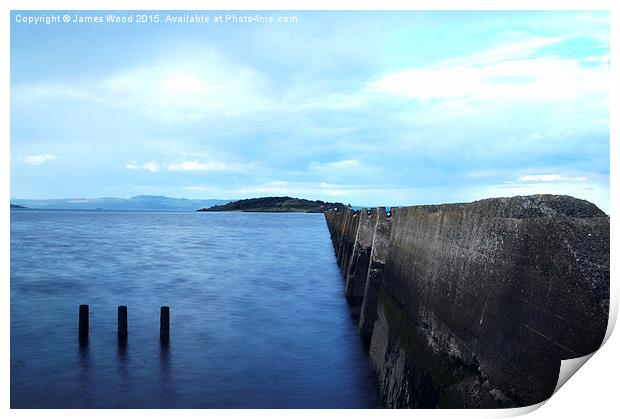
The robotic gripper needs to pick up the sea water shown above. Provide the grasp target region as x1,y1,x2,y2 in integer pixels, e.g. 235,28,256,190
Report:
10,210,379,408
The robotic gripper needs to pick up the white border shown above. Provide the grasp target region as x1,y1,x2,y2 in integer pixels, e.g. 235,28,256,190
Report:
2,1,617,418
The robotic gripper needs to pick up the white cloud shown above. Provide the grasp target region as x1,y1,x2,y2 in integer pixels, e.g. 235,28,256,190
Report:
464,170,500,179
517,174,588,182
161,73,215,96
23,154,56,165
368,37,608,104
141,161,161,172
234,180,356,198
125,159,249,173
446,36,564,66
15,36,607,126
583,55,609,64
518,174,563,182
13,48,277,123
308,159,364,172
15,84,104,104
91,53,275,122
166,160,247,172
182,185,218,192
125,160,160,172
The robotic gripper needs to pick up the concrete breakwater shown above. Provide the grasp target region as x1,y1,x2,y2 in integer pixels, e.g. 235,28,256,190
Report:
324,195,610,408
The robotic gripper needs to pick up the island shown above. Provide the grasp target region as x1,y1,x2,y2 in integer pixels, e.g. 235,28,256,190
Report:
197,196,350,213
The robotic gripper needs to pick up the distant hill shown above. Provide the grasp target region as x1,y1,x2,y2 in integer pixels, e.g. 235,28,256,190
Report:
197,196,350,213
10,195,230,212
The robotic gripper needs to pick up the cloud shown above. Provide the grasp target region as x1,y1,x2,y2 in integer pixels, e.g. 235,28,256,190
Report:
182,185,218,192
10,13,609,213
368,37,607,103
518,174,563,182
234,180,361,198
125,160,160,172
23,154,56,165
166,160,248,172
308,159,364,172
141,161,161,172
15,84,104,104
125,159,250,173
12,47,279,123
13,35,608,128
79,51,273,122
446,36,565,66
517,174,588,182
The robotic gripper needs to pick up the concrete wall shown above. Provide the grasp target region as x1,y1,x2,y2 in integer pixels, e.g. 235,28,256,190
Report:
328,208,359,277
325,195,609,408
359,207,393,337
345,208,378,306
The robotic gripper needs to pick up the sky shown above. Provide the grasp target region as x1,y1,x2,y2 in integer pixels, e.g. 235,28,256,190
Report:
10,10,610,211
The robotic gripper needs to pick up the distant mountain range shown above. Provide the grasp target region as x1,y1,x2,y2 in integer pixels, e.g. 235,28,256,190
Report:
10,195,230,212
198,196,350,213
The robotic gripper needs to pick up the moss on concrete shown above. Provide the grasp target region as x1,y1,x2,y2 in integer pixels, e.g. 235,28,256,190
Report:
379,288,492,408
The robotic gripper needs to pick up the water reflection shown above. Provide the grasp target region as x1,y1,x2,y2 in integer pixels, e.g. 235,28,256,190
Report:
159,337,174,403
78,335,89,366
78,335,90,396
117,336,129,377
160,338,170,375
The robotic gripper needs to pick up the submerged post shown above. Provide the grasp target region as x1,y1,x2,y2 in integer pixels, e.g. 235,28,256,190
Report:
118,306,128,339
79,304,89,338
160,306,170,341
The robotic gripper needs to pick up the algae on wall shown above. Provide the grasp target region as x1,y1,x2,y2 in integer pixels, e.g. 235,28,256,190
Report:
370,289,512,408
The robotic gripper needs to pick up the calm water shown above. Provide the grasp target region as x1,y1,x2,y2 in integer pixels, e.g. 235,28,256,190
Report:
10,210,379,408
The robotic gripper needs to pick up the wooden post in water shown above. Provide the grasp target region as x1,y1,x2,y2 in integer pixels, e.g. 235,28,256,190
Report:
79,304,89,338
160,306,170,341
118,306,128,339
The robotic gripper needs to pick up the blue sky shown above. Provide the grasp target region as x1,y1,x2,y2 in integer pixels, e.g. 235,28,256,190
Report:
10,11,610,211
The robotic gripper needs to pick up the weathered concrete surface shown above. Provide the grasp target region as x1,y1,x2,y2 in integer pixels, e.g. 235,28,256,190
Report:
359,207,393,336
345,209,378,305
332,209,359,276
369,288,506,408
325,195,609,408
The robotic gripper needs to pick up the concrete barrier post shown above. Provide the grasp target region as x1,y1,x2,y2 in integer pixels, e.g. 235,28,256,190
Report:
118,305,128,339
78,304,89,338
160,306,170,340
359,207,393,336
345,208,377,306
